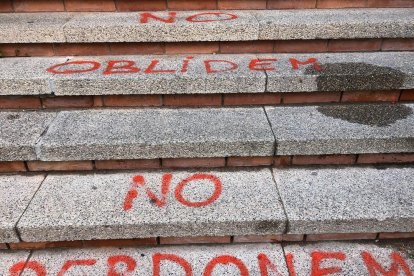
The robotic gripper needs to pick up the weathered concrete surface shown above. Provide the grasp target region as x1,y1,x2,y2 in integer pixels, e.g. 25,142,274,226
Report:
18,169,286,242
64,11,259,42
1,9,413,43
37,108,274,161
266,104,414,155
0,13,71,43
49,55,266,96
284,241,414,275
0,57,66,95
255,8,414,40
274,167,414,234
23,244,287,275
260,52,414,92
0,250,31,275
0,111,57,161
1,52,413,96
0,175,44,243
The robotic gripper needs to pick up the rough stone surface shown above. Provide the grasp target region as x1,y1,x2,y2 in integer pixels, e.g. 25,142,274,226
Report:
18,169,286,242
260,52,414,92
0,250,31,275
0,57,67,96
0,175,44,243
274,167,414,234
284,241,414,275
266,104,414,155
48,55,266,95
0,111,57,161
255,9,414,40
37,108,274,161
22,244,287,275
0,13,71,43
64,11,259,42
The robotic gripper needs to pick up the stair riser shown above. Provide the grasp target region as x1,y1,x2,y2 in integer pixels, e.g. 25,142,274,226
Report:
2,0,414,12
1,154,414,173
1,39,413,57
3,232,414,250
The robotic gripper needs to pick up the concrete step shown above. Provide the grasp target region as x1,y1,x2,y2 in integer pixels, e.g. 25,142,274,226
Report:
1,104,413,162
1,52,414,96
1,242,413,275
1,9,413,43
0,167,412,244
17,168,287,242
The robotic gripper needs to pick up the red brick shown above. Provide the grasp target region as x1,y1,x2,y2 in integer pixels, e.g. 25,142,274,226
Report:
220,41,274,54
342,90,401,103
0,161,26,173
382,39,414,51
168,0,217,10
109,43,165,55
165,42,219,54
317,0,366,8
328,39,382,52
400,90,414,101
83,238,157,248
282,92,341,104
267,0,316,9
367,0,414,7
13,0,64,11
0,0,13,12
27,161,94,171
218,0,267,9
54,43,110,56
160,236,231,245
95,159,160,170
357,153,414,164
292,155,357,165
0,243,7,249
273,40,328,53
162,158,226,168
306,233,377,241
0,96,41,109
103,95,162,107
0,44,54,57
64,0,116,11
223,93,281,106
379,232,414,239
115,0,167,11
227,156,273,167
163,95,222,107
273,156,292,167
282,234,305,241
9,241,83,250
93,96,104,107
42,96,94,109
233,235,283,243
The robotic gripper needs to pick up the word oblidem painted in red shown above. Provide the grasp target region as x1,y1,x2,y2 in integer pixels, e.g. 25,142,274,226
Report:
46,57,322,75
123,173,222,211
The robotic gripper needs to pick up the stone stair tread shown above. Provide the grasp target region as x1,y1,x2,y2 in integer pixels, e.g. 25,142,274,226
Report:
1,52,413,96
1,241,413,274
17,168,286,242
1,9,413,43
0,167,410,243
1,105,413,161
274,166,414,234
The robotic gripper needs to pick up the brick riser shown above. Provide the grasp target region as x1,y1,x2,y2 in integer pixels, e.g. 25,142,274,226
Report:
1,154,413,173
1,0,413,12
1,90,413,110
1,39,413,57
3,232,414,251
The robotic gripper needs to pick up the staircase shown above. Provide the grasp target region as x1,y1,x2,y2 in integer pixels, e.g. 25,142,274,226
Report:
0,0,413,274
